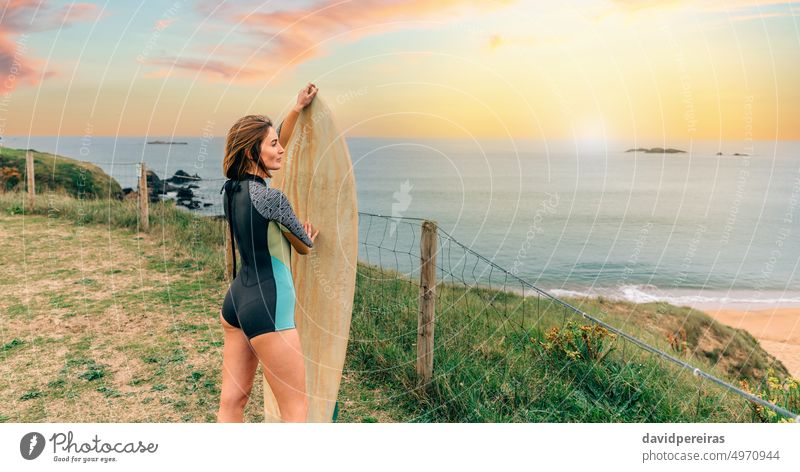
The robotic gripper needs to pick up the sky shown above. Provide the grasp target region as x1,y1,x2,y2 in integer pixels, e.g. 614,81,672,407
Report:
0,0,799,142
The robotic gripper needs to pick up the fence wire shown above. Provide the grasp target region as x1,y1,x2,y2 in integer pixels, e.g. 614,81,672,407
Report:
19,156,795,422
354,211,799,422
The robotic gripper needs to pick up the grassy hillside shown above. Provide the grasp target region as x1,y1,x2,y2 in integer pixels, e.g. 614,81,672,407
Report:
1,188,797,422
351,263,796,421
0,146,123,199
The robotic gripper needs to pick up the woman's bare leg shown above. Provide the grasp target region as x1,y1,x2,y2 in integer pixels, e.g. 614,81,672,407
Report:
249,328,308,422
217,311,259,422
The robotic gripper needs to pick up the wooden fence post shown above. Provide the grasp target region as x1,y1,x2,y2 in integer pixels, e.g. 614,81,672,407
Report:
224,228,234,281
26,151,35,208
417,219,437,391
138,162,149,232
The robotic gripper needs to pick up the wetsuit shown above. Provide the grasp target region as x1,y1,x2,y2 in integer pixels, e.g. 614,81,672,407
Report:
219,170,313,339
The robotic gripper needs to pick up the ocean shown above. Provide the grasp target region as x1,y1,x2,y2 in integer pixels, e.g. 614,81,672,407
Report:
4,135,799,310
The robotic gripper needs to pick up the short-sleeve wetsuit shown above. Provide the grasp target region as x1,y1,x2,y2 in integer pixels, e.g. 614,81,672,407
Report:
219,168,313,339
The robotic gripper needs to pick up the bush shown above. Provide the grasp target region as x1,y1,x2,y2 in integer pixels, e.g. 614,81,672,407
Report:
739,368,799,422
537,321,617,363
1,166,22,190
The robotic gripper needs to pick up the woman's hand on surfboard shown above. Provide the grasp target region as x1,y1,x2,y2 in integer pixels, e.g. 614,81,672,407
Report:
294,83,318,111
303,221,319,244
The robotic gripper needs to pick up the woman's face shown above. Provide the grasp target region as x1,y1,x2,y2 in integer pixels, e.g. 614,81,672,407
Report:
258,126,284,171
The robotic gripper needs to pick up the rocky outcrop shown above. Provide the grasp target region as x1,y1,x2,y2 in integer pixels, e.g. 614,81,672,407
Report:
625,147,686,154
153,169,212,210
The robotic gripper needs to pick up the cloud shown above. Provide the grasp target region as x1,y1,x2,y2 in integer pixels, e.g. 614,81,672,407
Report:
485,32,562,51
0,0,107,92
154,18,177,31
142,0,516,82
143,55,269,81
609,0,682,13
595,0,800,24
488,34,504,50
724,10,797,22
610,0,799,12
57,2,105,25
607,0,800,17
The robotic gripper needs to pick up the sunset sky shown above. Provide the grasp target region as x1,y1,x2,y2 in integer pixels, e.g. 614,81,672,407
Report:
1,0,798,141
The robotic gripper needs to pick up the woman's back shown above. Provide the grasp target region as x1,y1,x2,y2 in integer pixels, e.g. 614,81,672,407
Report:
220,173,313,338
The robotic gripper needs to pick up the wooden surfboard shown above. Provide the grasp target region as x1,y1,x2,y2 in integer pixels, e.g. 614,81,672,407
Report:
264,95,358,422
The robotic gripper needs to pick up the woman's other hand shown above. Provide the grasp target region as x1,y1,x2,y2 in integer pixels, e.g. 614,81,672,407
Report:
294,83,318,111
303,221,319,244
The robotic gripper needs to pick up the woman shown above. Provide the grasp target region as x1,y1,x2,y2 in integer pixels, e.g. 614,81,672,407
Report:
217,83,320,423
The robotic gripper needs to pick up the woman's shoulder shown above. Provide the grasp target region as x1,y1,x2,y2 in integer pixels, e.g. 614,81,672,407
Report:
248,177,290,214
248,176,283,196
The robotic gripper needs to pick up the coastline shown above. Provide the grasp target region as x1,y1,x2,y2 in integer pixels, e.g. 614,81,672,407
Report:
540,285,800,379
697,306,800,379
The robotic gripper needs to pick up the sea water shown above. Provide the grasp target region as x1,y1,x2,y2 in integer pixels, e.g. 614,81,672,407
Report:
5,135,798,310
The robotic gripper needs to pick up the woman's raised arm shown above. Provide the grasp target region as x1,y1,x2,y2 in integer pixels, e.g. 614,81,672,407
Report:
278,83,318,148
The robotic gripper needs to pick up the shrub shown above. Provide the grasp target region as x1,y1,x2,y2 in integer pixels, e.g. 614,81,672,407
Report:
537,321,617,363
739,368,799,422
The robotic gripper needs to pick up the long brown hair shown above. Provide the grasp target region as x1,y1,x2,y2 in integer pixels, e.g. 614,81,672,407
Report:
222,114,275,179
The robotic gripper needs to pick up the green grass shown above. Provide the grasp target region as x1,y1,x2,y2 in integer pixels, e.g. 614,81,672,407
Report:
2,338,25,352
0,188,796,422
6,304,27,317
3,187,229,282
0,147,123,198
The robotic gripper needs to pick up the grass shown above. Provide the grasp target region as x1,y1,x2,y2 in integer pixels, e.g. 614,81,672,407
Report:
348,264,788,422
0,188,796,422
0,147,123,198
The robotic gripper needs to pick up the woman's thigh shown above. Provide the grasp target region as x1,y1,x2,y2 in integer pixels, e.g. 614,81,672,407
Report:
219,312,259,402
249,328,306,410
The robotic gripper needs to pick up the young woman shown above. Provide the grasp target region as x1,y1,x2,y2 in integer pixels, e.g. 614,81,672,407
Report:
217,83,320,423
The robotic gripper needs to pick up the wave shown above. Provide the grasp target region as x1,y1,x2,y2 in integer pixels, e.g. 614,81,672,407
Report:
547,284,800,309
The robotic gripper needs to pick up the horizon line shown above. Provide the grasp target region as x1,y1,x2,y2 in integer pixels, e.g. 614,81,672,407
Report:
3,135,798,143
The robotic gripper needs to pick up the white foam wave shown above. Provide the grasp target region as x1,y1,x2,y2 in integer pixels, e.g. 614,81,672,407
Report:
547,284,800,309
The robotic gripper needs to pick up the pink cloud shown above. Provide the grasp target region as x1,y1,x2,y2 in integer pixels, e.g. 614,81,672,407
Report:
143,0,516,83
154,18,176,31
143,56,269,83
58,2,104,24
0,0,107,92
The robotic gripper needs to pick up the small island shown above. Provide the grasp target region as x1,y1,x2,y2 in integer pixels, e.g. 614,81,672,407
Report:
717,152,750,156
625,147,686,154
146,140,188,145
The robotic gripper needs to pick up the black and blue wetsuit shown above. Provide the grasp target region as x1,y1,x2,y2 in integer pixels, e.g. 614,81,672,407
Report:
219,172,313,339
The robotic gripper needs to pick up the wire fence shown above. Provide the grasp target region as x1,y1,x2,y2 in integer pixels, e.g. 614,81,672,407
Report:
355,211,800,422
108,161,800,422
12,151,799,422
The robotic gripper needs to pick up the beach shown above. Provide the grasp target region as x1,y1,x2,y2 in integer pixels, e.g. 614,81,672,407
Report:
700,306,800,379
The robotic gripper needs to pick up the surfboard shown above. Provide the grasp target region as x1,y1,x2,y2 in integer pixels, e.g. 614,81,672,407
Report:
263,95,358,422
